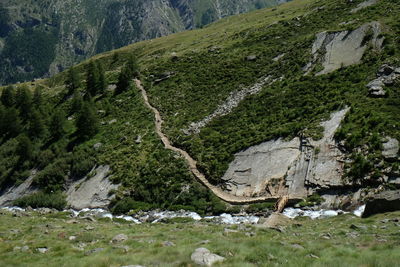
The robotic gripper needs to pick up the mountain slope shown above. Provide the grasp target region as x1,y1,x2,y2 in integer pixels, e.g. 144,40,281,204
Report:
0,0,399,214
0,0,288,85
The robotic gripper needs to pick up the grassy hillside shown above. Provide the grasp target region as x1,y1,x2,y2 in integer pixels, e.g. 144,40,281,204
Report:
0,0,286,85
1,0,400,213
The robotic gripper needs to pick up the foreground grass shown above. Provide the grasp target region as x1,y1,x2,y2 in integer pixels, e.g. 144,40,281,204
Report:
0,211,400,267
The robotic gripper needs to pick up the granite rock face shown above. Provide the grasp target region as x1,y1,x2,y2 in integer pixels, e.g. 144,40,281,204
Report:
351,0,379,13
0,172,38,207
222,109,349,199
66,165,118,210
304,22,383,75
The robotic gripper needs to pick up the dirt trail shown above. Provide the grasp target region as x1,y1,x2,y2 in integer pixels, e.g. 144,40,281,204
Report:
136,79,285,204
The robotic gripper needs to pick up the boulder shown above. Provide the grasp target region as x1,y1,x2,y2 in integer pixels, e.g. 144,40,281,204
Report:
111,234,128,244
245,55,257,61
367,79,386,97
162,241,175,247
378,64,395,76
37,247,49,253
363,190,400,217
171,52,178,61
260,213,292,229
93,143,103,150
84,248,105,256
382,137,399,159
191,248,225,266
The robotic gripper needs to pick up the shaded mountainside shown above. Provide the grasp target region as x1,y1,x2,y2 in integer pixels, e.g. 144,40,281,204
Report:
0,0,288,85
0,0,400,215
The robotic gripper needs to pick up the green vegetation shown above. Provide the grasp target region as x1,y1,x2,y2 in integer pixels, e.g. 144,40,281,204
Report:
12,192,67,210
1,209,400,266
298,194,324,208
0,0,284,85
0,27,59,84
1,0,399,213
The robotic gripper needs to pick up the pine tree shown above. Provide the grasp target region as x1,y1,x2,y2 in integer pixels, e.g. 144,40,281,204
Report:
29,109,47,139
126,56,139,77
76,102,99,140
33,87,43,107
115,56,139,94
3,107,21,138
15,86,32,120
115,66,131,95
86,61,99,97
49,108,66,140
17,135,33,162
71,90,83,114
96,62,107,93
66,67,81,95
0,104,4,136
1,85,15,107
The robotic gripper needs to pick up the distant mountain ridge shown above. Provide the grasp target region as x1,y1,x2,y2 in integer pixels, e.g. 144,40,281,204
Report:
0,0,288,85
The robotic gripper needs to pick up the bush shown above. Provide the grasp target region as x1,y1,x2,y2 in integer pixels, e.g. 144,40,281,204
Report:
70,148,96,178
298,194,324,207
13,191,67,210
246,202,275,213
110,198,155,215
34,158,69,192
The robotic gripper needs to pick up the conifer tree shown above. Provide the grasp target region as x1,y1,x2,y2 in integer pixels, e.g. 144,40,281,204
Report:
86,61,99,97
17,135,33,162
0,104,4,136
96,62,107,93
66,67,81,95
15,86,32,120
126,56,139,77
1,85,15,107
49,108,66,140
76,102,99,140
33,87,43,107
29,109,46,139
3,107,21,138
71,90,83,114
115,56,139,94
115,67,131,95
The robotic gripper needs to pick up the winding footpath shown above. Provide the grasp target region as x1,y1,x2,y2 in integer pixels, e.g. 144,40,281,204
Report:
135,79,287,204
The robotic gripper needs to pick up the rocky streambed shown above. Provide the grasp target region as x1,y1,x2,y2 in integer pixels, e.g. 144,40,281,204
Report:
1,206,366,225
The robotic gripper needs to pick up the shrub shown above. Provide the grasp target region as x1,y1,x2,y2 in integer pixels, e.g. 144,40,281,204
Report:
34,158,69,192
110,198,155,215
70,148,96,178
13,191,67,210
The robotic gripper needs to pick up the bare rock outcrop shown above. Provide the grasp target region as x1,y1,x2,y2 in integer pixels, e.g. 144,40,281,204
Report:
222,109,349,199
304,22,383,75
0,172,38,207
363,190,400,217
367,64,399,98
66,165,118,210
382,137,399,160
351,0,379,13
